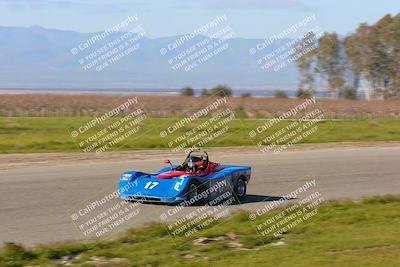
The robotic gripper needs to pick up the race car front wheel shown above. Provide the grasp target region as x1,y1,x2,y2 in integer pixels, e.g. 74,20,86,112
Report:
233,177,247,201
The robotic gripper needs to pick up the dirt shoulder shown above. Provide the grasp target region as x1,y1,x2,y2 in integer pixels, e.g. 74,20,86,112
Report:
1,141,400,170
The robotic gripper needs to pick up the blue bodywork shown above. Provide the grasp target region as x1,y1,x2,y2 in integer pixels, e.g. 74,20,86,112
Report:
119,164,251,203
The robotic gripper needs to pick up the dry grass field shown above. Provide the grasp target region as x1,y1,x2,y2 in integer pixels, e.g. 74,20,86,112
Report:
0,94,399,119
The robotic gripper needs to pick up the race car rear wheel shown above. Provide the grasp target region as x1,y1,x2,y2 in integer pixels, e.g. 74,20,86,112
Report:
233,177,247,201
187,182,199,203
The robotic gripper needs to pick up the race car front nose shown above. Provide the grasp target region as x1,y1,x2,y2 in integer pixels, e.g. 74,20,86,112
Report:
121,173,133,181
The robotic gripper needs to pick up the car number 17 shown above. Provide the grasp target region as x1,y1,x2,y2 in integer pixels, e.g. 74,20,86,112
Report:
144,181,159,189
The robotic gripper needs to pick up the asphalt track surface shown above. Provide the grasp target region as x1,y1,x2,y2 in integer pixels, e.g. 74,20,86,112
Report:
1,145,399,247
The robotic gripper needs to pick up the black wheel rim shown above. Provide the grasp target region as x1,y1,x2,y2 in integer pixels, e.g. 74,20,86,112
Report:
237,179,245,197
188,184,197,200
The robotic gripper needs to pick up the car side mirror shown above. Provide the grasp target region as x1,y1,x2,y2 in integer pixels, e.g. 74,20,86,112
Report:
164,159,172,168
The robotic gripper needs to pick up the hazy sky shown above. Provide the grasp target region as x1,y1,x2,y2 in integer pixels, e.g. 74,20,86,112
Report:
0,0,399,38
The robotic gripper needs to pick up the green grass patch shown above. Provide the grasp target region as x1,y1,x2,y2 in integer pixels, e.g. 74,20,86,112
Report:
1,196,399,267
0,117,399,153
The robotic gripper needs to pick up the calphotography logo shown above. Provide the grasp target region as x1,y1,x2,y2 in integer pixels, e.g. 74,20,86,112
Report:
158,95,238,153
68,97,150,155
70,14,146,72
160,179,235,246
160,14,236,72
248,97,331,154
249,179,325,242
249,14,323,73
69,182,143,238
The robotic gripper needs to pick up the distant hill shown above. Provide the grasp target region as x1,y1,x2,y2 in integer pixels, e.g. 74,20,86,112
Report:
0,26,299,90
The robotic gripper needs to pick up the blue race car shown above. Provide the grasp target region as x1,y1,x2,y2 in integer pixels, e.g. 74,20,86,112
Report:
119,149,251,204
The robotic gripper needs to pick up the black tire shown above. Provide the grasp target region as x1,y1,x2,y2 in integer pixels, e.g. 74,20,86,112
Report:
186,181,200,204
233,177,247,201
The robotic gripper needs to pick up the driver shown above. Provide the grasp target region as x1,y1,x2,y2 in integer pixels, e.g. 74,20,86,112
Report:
186,156,206,173
187,158,196,172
